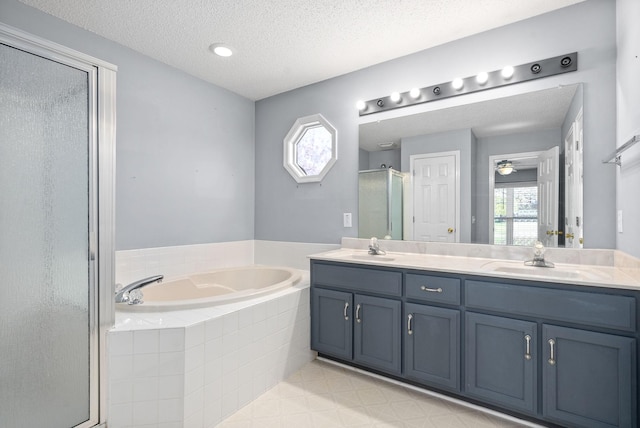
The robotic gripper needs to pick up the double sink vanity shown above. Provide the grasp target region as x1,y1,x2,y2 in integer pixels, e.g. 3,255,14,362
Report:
309,241,640,428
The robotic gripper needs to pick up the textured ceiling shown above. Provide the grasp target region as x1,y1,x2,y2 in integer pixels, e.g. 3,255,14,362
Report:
19,0,584,100
359,84,579,152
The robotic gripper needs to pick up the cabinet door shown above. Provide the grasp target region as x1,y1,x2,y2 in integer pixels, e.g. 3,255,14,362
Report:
354,294,401,375
311,288,352,360
543,325,636,428
405,303,459,391
465,312,537,414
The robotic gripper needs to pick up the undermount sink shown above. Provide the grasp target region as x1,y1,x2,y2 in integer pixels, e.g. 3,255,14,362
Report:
492,266,587,279
348,254,396,262
481,261,604,281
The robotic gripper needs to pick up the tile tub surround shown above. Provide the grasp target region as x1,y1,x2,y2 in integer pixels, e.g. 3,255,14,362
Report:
115,241,255,287
115,240,339,287
108,282,315,428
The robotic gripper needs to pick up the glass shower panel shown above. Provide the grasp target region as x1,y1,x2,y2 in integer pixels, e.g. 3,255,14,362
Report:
359,170,389,239
390,172,404,240
0,43,92,427
359,169,404,239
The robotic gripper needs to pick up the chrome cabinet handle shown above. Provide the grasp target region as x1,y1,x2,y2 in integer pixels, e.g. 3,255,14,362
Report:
407,314,413,335
343,302,349,320
420,285,443,293
548,339,556,365
355,304,361,323
524,335,532,360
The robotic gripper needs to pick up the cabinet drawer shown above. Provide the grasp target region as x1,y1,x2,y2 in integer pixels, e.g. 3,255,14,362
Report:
406,274,460,305
312,263,402,297
466,280,636,331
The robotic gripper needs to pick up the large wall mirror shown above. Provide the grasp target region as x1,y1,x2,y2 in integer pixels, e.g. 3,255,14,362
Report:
358,83,583,248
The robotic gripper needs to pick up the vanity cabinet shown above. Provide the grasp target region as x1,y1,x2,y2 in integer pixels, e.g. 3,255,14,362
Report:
405,303,459,391
465,312,537,414
311,288,352,360
310,259,639,428
542,325,635,428
310,263,402,375
466,279,637,427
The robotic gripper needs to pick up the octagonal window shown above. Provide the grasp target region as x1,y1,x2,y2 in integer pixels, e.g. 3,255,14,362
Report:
283,114,337,183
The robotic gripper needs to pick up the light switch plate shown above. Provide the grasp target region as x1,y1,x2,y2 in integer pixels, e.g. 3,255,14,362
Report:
343,213,352,228
617,210,623,233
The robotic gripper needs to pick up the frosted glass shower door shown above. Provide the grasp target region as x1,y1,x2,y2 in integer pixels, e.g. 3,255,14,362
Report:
0,42,96,427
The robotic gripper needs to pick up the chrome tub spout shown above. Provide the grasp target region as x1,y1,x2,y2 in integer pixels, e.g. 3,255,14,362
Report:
115,275,164,304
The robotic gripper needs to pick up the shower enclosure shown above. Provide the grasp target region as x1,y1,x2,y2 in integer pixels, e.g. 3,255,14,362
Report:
0,24,115,428
358,168,404,240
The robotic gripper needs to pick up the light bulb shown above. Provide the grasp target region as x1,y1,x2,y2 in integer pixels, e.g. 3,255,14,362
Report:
390,92,401,103
409,88,421,99
356,100,366,111
501,65,514,79
452,78,463,90
476,72,488,85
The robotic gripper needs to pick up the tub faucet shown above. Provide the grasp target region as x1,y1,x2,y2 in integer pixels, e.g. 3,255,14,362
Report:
368,237,387,256
115,275,164,304
524,241,554,268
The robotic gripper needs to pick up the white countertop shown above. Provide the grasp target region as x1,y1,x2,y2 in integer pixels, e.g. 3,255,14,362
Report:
309,248,640,291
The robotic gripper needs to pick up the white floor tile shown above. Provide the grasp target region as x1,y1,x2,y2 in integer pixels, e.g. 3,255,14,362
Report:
216,359,536,428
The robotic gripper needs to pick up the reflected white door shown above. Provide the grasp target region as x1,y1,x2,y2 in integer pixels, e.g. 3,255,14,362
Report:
564,111,584,248
412,154,457,242
537,146,559,246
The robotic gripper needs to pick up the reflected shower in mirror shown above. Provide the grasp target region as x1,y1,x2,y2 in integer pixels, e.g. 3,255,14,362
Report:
358,84,584,247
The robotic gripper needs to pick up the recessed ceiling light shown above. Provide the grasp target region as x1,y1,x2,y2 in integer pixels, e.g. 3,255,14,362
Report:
209,43,233,57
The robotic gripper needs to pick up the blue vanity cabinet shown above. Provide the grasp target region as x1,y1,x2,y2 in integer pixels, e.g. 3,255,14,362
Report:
310,259,639,427
310,262,403,375
311,287,353,360
404,303,460,391
465,312,537,414
542,324,636,428
466,279,638,428
353,294,402,374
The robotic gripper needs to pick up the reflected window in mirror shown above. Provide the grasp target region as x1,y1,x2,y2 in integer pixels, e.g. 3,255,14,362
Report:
494,183,538,246
284,113,337,183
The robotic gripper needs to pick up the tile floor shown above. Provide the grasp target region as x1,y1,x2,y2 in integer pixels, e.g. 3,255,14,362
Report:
218,359,534,428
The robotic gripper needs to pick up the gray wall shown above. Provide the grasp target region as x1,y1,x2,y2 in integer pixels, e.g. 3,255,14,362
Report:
255,0,617,248
368,149,401,171
1,0,255,250
616,0,640,258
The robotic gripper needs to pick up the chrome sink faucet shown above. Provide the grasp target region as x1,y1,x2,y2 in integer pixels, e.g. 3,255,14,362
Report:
114,275,164,304
524,241,554,268
368,237,387,256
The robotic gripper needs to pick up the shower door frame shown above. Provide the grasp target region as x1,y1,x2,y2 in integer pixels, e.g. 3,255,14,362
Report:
0,23,116,428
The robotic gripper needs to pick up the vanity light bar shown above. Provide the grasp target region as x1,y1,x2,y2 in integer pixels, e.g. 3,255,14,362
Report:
357,52,578,116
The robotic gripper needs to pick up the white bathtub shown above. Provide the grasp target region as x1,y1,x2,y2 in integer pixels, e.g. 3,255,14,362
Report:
116,265,302,311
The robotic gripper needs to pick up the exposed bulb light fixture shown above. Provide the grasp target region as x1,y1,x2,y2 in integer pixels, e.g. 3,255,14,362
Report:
209,43,233,57
501,65,515,79
356,52,577,116
356,100,366,111
496,160,517,176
